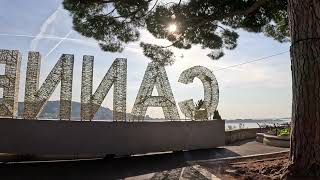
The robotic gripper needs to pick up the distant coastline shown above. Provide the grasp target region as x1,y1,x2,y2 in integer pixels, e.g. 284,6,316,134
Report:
224,118,291,123
225,118,290,130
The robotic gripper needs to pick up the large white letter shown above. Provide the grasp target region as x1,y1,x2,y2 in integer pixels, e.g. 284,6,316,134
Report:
178,66,219,119
0,50,21,117
81,57,127,121
24,52,74,120
131,62,180,121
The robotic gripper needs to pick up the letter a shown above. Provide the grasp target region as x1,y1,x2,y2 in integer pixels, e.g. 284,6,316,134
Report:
131,62,180,121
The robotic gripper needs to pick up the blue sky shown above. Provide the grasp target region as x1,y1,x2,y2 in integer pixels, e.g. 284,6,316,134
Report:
0,0,291,119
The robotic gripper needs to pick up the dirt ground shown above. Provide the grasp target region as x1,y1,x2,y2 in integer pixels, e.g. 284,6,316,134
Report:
204,154,289,180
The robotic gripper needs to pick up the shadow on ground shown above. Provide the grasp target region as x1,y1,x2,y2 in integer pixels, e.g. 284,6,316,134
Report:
0,148,240,179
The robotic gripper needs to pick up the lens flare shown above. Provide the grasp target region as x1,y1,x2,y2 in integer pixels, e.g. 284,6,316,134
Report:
168,24,177,33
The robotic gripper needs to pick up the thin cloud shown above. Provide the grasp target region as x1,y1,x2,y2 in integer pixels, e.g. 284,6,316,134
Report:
29,5,62,50
0,33,98,48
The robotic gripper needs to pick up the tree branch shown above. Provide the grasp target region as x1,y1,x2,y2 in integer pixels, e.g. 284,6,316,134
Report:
161,33,186,48
106,8,116,16
224,0,269,18
113,0,154,19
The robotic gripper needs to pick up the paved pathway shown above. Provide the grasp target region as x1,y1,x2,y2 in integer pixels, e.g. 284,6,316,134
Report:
223,139,288,156
0,140,288,179
124,140,288,180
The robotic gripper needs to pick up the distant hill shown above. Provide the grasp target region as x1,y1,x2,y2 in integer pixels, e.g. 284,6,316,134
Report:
17,101,152,120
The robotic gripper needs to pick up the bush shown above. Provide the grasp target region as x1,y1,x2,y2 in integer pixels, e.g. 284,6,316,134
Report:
265,123,291,137
278,127,290,136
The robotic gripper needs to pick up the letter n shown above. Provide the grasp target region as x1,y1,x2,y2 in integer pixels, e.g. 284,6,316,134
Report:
24,52,74,120
81,56,127,121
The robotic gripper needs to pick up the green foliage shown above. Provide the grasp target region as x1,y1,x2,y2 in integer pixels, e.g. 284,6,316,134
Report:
278,127,290,136
140,42,175,66
63,0,289,64
266,123,291,137
63,0,147,52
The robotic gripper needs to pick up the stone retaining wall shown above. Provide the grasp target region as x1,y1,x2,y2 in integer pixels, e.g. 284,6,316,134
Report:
225,128,267,144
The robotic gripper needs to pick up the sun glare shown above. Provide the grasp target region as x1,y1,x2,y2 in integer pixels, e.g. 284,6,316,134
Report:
168,24,177,33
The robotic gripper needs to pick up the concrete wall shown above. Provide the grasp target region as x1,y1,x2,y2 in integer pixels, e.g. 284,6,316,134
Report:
0,118,225,155
225,128,267,144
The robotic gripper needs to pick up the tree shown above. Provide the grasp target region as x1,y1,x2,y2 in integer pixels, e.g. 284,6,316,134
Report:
63,0,320,177
286,0,320,177
213,110,222,120
63,0,288,64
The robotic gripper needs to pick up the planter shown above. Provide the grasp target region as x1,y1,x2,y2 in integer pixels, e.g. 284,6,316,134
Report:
256,133,290,148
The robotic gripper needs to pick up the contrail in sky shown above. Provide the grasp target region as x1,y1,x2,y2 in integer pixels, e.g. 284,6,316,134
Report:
0,33,83,42
45,30,73,58
30,5,62,50
0,33,99,48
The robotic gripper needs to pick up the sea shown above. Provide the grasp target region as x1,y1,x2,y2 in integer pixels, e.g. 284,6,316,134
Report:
139,118,291,130
225,118,291,130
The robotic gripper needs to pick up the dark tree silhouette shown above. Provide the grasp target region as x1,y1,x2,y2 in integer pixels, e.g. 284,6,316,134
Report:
195,99,204,110
63,0,320,177
213,110,222,120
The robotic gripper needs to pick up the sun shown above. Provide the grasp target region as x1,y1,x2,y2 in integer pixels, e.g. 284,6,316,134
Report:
168,24,177,33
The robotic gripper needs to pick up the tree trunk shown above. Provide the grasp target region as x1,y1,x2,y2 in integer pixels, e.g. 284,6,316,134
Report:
288,0,320,176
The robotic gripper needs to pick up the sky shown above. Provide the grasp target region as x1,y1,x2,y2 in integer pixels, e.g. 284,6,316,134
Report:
0,0,292,119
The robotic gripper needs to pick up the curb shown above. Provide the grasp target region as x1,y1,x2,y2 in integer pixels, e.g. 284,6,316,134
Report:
190,150,289,165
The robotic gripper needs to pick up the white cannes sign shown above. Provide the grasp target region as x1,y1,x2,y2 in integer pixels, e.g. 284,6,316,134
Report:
0,49,219,121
